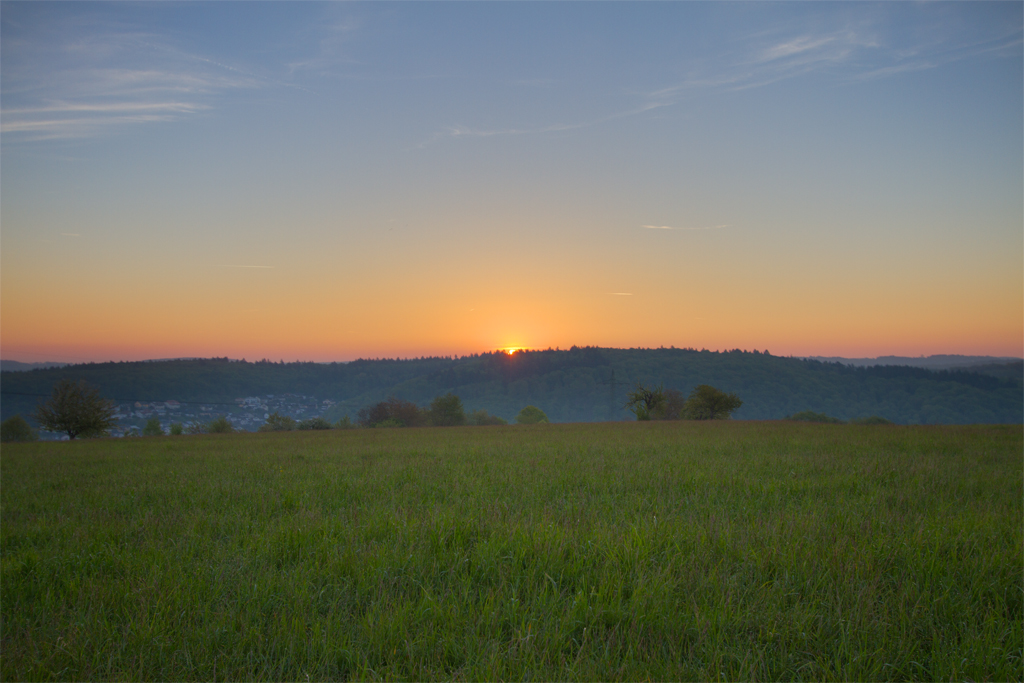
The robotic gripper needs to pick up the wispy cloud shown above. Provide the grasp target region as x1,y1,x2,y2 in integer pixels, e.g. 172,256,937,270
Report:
1,21,267,142
611,292,633,296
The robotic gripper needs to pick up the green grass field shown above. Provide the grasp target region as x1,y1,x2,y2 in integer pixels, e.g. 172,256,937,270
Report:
2,422,1021,681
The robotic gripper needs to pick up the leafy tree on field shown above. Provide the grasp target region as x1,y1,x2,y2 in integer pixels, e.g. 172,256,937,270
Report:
169,422,184,435
1,415,37,442
357,396,424,428
334,416,355,429
143,417,165,436
785,410,843,424
429,393,466,426
625,383,665,421
515,405,549,424
469,409,507,426
259,412,296,432
297,417,332,430
683,385,742,420
207,416,234,433
33,379,117,439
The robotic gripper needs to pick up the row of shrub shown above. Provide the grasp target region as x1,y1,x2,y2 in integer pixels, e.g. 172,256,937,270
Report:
784,410,893,425
352,394,548,429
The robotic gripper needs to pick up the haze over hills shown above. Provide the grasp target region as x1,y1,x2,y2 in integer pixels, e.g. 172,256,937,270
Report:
2,349,1020,429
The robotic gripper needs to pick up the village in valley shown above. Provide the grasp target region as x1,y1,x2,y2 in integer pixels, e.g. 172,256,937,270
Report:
107,393,336,437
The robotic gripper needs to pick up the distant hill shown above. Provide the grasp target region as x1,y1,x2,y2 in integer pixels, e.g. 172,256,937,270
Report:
0,360,69,372
804,354,1022,370
1,348,1021,427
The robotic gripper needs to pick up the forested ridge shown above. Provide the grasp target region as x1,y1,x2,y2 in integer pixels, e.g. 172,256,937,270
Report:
2,348,1021,425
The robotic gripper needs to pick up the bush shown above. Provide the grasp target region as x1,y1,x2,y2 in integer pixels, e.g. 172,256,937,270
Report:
683,385,743,420
334,416,356,429
429,393,466,426
259,412,296,432
515,405,549,424
297,417,332,430
207,416,235,434
655,389,687,420
469,409,507,426
851,416,893,425
357,397,425,428
1,415,37,442
169,422,184,435
785,410,844,424
185,421,206,435
143,417,165,436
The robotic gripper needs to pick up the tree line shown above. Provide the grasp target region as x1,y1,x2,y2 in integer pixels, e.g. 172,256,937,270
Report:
0,379,553,441
2,348,1020,428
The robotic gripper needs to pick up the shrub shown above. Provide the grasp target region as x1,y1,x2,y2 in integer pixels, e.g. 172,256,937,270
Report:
851,416,893,425
207,416,235,434
785,411,844,424
143,417,164,436
297,417,332,430
357,397,425,428
655,389,687,420
334,416,356,429
185,421,206,435
429,393,466,426
1,415,37,442
683,385,743,420
515,405,549,424
259,412,296,432
469,409,507,426
169,422,184,436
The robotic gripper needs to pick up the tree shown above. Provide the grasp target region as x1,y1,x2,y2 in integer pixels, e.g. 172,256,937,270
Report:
429,393,465,426
1,415,38,442
683,385,742,420
169,422,184,435
34,379,117,439
143,417,165,436
207,416,235,433
297,417,332,430
656,389,687,420
515,405,549,424
185,420,206,435
624,383,665,421
259,412,296,432
357,396,424,428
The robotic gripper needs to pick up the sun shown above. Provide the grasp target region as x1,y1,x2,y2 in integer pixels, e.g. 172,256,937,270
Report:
502,347,522,355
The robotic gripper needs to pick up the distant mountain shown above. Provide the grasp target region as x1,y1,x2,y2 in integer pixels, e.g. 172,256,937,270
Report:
0,360,69,372
1,349,1020,427
803,354,1022,370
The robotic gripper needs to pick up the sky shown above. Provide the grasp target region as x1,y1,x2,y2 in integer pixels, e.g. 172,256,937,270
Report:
1,2,1021,363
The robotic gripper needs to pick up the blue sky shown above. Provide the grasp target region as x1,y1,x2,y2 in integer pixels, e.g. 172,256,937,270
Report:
2,2,1021,362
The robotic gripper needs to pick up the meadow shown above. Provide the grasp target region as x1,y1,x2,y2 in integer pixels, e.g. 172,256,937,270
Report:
1,421,1021,681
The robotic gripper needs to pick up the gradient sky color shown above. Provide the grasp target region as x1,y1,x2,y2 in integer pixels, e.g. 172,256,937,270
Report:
2,2,1021,362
